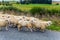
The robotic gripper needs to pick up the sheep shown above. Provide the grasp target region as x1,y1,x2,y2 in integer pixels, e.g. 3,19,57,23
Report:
8,15,18,28
29,17,40,22
14,16,24,21
0,19,9,31
31,20,52,32
0,14,18,28
21,16,30,21
39,21,52,32
14,16,30,22
0,14,12,20
0,14,19,28
17,20,33,32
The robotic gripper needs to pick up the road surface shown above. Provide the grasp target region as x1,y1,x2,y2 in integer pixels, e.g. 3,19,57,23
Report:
0,28,60,40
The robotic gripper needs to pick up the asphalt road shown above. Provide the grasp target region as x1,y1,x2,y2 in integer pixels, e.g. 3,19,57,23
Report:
0,28,60,40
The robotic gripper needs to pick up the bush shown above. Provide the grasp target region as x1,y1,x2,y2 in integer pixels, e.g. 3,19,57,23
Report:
16,2,20,4
56,3,59,5
0,6,22,12
30,7,40,14
30,7,60,16
30,7,48,16
47,9,58,15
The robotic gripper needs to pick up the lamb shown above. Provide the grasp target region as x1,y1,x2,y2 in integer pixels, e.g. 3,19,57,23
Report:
17,20,33,32
0,19,9,31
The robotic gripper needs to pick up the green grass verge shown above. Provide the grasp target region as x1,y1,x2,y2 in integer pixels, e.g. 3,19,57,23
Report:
12,4,60,11
47,25,60,31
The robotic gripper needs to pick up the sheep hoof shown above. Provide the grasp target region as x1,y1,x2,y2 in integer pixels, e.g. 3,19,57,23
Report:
30,30,33,32
18,29,21,31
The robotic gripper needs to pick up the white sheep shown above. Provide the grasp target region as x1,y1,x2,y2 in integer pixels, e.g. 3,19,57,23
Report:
39,21,52,32
17,20,33,32
0,19,9,31
8,15,18,28
31,20,52,32
29,17,40,22
14,16,24,21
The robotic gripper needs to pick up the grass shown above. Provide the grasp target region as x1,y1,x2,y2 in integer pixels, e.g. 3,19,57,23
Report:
47,25,60,31
12,4,60,11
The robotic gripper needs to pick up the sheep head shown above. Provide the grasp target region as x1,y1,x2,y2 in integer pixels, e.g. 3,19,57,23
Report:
47,21,52,26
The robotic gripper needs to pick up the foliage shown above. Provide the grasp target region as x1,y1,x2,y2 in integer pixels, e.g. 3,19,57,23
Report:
0,6,22,12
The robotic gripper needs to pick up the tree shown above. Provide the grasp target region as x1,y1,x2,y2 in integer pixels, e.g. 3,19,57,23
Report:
2,0,4,5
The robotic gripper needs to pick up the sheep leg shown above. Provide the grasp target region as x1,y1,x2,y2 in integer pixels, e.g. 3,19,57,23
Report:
10,24,14,28
40,27,45,33
10,23,16,28
33,27,36,31
17,25,22,31
40,25,46,32
28,26,33,32
5,26,8,31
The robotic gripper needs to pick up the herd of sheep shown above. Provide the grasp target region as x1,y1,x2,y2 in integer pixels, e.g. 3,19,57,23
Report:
0,14,52,32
